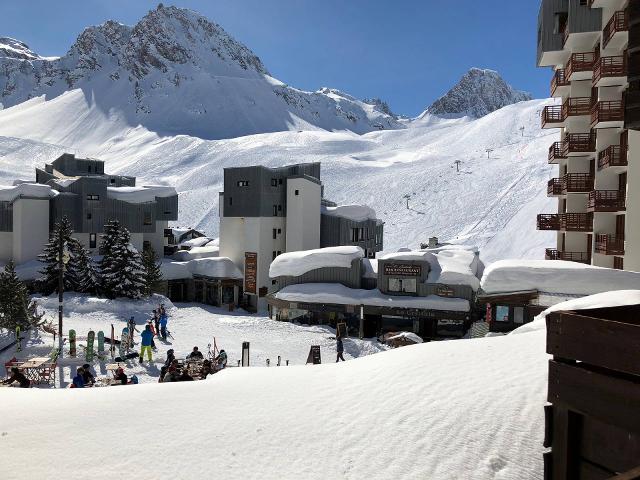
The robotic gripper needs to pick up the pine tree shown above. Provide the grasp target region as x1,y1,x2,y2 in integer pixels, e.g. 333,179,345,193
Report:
100,223,146,299
38,217,75,295
0,262,43,331
67,242,98,294
142,246,163,297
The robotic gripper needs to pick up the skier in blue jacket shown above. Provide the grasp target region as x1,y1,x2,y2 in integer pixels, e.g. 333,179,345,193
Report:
159,312,168,340
139,325,154,363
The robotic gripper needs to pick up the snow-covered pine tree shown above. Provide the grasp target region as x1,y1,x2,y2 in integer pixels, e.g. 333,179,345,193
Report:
142,246,163,297
100,222,146,299
38,217,75,295
0,262,43,331
98,220,122,297
67,241,98,294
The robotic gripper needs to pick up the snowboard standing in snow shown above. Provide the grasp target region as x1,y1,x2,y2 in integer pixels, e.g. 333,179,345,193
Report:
69,329,77,357
97,331,105,359
15,326,21,353
86,330,95,362
120,327,130,357
110,324,115,358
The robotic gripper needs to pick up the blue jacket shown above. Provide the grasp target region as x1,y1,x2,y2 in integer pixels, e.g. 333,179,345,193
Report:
140,329,153,347
160,315,168,327
72,374,85,388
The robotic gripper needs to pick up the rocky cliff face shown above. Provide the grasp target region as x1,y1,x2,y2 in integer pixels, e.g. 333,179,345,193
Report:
426,68,532,118
0,5,402,138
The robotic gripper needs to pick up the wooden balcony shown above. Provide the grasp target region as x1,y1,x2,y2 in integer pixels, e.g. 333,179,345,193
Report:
561,133,596,156
588,189,626,212
598,145,628,170
541,97,592,128
592,55,627,87
603,10,629,49
548,142,566,164
550,69,570,97
548,178,564,196
595,234,625,255
566,51,597,81
548,174,595,196
541,105,564,128
545,249,591,263
591,100,625,128
537,213,593,232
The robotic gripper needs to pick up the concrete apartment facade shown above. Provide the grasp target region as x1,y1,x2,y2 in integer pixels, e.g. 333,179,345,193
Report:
219,162,383,310
0,153,178,265
537,0,640,271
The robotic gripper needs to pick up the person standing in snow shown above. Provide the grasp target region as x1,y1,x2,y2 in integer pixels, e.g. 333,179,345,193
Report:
139,325,154,363
336,336,345,362
72,367,85,388
127,316,137,348
159,310,168,340
152,310,160,338
147,321,157,350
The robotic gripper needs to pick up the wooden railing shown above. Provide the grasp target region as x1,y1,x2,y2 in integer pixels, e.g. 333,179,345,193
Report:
598,145,628,169
563,173,595,193
545,249,590,263
565,97,592,117
566,51,597,79
603,10,629,48
548,142,565,163
548,178,564,196
551,69,569,96
588,189,626,211
537,214,561,231
593,55,627,84
591,100,625,126
542,105,564,127
561,133,596,155
595,234,625,255
537,213,593,232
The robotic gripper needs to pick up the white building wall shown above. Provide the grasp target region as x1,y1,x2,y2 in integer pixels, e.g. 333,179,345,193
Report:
625,130,640,271
0,232,13,263
285,177,320,252
12,198,50,264
144,221,168,255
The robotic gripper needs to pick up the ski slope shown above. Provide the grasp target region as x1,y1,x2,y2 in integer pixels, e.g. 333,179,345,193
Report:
0,96,557,263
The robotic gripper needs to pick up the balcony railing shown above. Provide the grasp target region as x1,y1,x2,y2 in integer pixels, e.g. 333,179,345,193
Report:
595,234,625,255
588,190,626,212
592,55,627,84
598,145,628,170
563,173,595,193
545,249,591,264
548,142,566,163
561,133,596,156
541,97,592,128
551,69,570,96
537,213,593,232
566,51,597,79
548,178,564,196
542,105,564,128
603,10,629,49
591,100,625,126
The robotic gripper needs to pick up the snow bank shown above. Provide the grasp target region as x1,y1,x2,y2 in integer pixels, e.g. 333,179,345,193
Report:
0,183,57,202
274,283,470,312
481,260,640,296
379,250,437,262
107,185,177,203
172,244,220,261
179,236,212,248
34,293,174,316
161,257,242,280
362,258,378,279
321,204,377,222
386,331,423,344
269,246,364,278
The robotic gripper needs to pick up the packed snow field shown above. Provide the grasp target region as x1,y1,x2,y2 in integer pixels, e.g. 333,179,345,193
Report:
1,294,552,480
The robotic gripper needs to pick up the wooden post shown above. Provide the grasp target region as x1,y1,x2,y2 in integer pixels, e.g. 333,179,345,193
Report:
359,304,364,339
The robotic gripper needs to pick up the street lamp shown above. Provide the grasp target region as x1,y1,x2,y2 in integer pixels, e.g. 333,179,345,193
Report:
57,240,70,358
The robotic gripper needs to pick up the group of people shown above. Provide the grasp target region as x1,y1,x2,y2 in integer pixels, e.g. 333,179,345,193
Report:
71,364,137,387
158,346,227,383
129,303,170,364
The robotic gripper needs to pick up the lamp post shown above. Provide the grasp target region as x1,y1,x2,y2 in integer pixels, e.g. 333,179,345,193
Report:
57,238,70,358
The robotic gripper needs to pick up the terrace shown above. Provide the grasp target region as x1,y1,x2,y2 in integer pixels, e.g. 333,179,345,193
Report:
594,234,625,255
537,213,593,232
588,189,626,212
597,145,628,170
545,249,590,264
592,55,627,87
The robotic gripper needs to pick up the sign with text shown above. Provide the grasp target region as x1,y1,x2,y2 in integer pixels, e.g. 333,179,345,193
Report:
383,263,422,277
244,252,257,294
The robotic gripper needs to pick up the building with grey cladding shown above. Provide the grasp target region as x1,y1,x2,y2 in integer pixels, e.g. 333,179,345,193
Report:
0,153,178,266
219,162,383,311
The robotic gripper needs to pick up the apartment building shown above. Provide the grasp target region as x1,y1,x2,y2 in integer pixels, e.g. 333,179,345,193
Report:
0,153,178,265
537,0,640,271
218,162,383,310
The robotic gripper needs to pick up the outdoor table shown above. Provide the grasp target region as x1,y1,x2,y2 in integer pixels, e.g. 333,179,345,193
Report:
15,357,52,385
106,363,126,374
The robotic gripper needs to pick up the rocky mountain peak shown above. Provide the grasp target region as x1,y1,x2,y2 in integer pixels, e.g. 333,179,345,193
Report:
0,37,40,60
426,68,532,118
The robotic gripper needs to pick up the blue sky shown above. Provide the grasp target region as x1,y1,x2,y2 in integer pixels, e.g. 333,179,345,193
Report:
0,0,548,116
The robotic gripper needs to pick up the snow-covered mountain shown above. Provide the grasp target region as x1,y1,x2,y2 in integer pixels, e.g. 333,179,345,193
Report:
425,68,532,118
0,5,402,139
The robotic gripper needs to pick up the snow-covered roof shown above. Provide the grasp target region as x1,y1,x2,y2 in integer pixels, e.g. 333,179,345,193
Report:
379,250,437,262
269,246,364,278
172,245,220,261
107,185,177,203
481,260,640,297
179,236,212,248
361,258,378,279
274,283,470,312
321,204,377,222
161,257,242,280
386,332,424,344
0,183,58,202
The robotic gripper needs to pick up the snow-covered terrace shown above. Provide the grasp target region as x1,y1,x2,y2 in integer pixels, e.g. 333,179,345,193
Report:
161,257,242,281
106,185,177,203
0,183,58,202
269,246,364,278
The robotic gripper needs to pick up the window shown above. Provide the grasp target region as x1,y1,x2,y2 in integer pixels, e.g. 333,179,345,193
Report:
89,233,97,249
110,178,115,184
277,228,281,234
272,228,277,239
278,179,283,185
87,213,92,220
514,307,524,324
272,251,277,260
229,197,233,206
351,227,365,242
495,305,510,322
272,280,277,285
88,165,92,173
295,189,299,196
143,241,151,252
237,180,250,187
273,205,278,216
271,178,278,187
278,205,282,212
388,278,417,293
277,250,281,256
144,211,152,225
87,194,99,201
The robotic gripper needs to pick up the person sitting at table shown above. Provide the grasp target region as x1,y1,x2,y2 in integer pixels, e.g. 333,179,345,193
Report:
178,368,194,382
114,367,128,386
159,349,175,383
200,360,213,380
186,346,204,361
163,363,180,383
72,367,85,388
215,349,228,370
81,364,95,386
2,367,30,388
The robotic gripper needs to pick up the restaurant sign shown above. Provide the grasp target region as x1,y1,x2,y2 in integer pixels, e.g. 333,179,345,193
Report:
244,252,257,294
383,263,422,277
